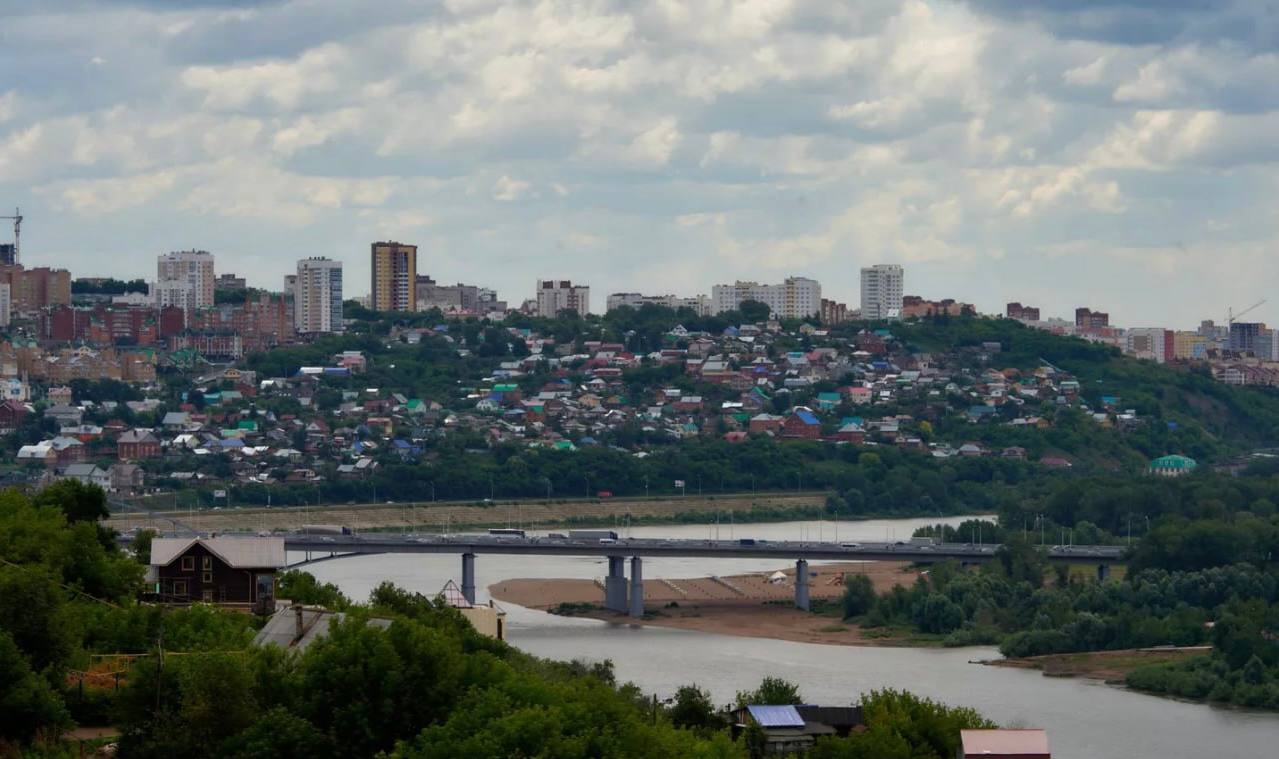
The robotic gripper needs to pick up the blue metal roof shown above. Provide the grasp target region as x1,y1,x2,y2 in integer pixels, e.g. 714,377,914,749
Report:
795,410,819,425
746,705,805,728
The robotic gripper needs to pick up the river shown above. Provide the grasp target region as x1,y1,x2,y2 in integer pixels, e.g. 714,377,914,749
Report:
302,516,1279,758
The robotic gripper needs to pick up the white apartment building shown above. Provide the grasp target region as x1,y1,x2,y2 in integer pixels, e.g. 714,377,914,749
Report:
535,280,590,316
293,257,344,334
156,250,215,314
154,279,200,316
710,277,821,319
1124,328,1171,363
606,292,711,316
860,264,903,320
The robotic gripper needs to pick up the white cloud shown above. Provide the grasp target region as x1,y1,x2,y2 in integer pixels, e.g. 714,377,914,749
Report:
1063,56,1106,86
492,175,532,201
0,91,17,123
1,0,1278,326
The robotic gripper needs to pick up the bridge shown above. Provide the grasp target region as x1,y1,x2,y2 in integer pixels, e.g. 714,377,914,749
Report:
280,534,1126,618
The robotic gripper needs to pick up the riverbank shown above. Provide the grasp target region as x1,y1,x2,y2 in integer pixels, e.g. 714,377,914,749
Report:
488,561,942,647
986,648,1211,683
105,491,831,533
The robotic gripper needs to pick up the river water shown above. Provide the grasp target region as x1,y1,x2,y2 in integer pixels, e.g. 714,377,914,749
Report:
302,516,1279,759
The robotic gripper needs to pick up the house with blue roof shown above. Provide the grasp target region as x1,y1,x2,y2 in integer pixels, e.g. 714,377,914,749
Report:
782,408,822,439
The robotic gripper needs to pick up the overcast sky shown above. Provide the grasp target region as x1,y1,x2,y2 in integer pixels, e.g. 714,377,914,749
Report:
1,0,1277,327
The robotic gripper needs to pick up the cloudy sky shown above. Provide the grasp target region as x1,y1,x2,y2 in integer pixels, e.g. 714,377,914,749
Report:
1,0,1277,327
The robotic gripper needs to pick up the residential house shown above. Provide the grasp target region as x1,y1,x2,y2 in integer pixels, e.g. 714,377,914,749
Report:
58,463,111,490
44,404,83,426
17,441,56,467
781,409,822,440
148,537,286,610
749,413,785,435
109,463,145,494
117,429,161,460
0,399,28,433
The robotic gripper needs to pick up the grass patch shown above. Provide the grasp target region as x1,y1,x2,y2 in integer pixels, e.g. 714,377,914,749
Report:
818,623,850,633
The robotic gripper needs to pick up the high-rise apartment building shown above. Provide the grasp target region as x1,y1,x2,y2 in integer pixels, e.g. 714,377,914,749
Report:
293,257,344,334
1075,307,1110,330
1172,331,1209,360
216,273,246,291
1125,328,1173,364
536,280,590,316
1229,322,1264,355
711,277,821,319
370,241,417,312
0,265,71,314
0,282,9,327
859,265,904,320
820,298,850,325
156,250,215,314
1006,303,1040,321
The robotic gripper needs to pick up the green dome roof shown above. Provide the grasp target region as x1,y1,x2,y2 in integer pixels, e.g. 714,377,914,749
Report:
1151,455,1197,470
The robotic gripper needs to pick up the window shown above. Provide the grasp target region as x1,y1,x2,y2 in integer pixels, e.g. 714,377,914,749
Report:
173,580,187,597
202,590,213,602
202,556,212,570
181,556,194,571
202,572,213,584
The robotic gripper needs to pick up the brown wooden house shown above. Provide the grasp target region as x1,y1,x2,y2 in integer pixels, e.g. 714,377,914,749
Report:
148,537,286,612
116,429,161,460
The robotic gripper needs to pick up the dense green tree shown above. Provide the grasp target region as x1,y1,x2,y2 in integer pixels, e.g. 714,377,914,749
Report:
33,480,109,524
0,566,76,675
0,631,70,747
735,676,802,707
277,570,351,610
220,707,335,759
840,574,876,619
669,685,725,733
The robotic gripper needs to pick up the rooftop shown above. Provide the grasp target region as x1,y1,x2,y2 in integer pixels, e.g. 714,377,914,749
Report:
960,729,1050,757
150,537,286,569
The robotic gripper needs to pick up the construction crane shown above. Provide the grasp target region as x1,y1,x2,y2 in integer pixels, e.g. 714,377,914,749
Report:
1227,299,1267,327
0,207,20,265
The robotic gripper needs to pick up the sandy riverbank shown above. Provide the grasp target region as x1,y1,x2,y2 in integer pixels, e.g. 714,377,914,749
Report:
489,561,933,647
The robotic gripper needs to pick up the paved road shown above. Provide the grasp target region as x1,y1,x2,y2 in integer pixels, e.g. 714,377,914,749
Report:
280,533,1126,565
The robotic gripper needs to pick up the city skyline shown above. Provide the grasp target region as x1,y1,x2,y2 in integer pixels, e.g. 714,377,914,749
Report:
2,2,1278,327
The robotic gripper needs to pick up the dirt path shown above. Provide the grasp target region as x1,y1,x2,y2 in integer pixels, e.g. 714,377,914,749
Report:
105,492,827,533
488,561,930,647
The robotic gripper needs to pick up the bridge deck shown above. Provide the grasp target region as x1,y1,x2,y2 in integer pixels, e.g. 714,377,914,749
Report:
281,535,1124,565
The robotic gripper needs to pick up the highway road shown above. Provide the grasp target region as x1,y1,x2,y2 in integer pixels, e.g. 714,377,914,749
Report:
277,533,1126,565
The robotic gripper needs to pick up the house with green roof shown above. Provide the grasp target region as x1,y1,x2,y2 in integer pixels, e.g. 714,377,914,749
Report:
1149,454,1197,478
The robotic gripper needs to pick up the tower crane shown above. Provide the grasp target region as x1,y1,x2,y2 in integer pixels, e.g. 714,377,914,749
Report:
0,207,20,265
1227,299,1267,327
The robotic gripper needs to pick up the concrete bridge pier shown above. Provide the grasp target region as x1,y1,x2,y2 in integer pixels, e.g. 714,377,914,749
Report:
1097,564,1111,583
605,556,628,612
461,552,476,604
795,559,810,611
629,556,644,618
